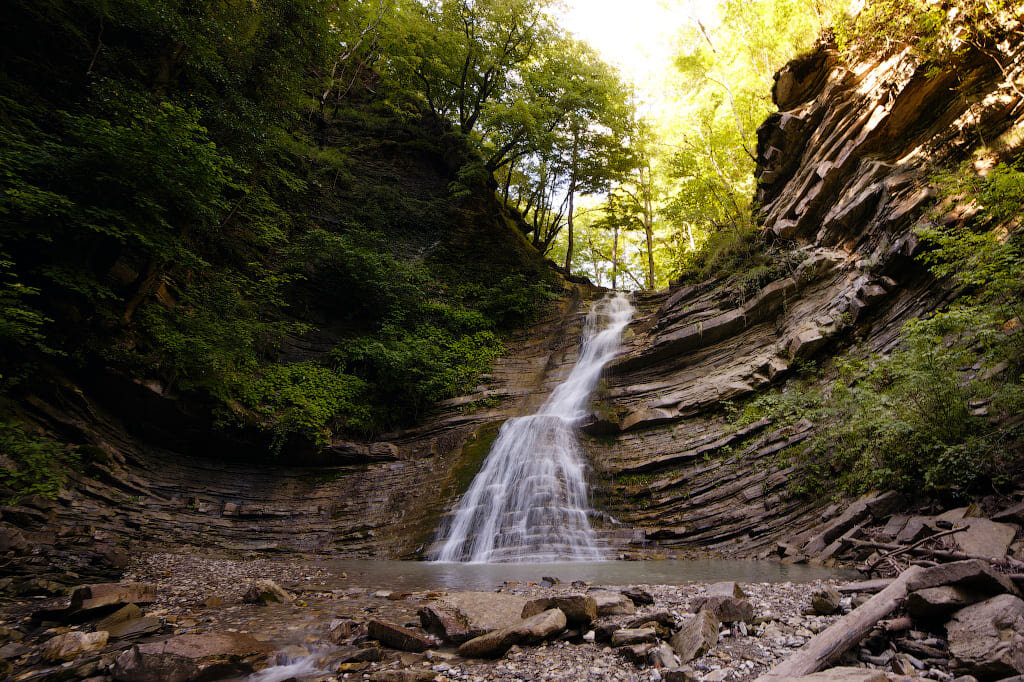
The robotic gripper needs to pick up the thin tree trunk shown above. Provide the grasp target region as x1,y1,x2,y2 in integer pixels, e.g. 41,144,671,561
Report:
640,164,655,290
611,223,619,290
563,134,579,272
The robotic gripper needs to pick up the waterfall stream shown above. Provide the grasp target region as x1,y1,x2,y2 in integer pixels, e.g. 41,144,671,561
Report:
431,292,634,563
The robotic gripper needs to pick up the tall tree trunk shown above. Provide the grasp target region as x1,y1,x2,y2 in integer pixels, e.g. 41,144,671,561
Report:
563,133,579,272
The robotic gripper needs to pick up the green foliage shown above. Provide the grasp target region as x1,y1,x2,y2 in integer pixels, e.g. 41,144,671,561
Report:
663,0,837,280
0,419,80,501
334,326,503,428
0,0,565,455
833,0,1010,67
236,363,371,447
128,273,300,396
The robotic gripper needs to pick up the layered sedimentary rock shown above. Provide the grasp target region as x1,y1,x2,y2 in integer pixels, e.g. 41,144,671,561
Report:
582,18,1024,556
2,284,598,575
5,16,1024,568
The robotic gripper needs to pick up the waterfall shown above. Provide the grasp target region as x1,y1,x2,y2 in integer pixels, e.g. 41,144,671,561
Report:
431,292,634,563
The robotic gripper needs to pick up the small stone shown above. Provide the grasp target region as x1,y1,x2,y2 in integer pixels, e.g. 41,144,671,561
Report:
618,642,655,664
242,579,293,605
649,642,678,668
611,627,657,647
622,587,655,605
591,591,637,616
811,586,842,615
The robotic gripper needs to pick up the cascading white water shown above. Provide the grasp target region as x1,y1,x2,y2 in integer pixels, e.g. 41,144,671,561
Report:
431,292,634,563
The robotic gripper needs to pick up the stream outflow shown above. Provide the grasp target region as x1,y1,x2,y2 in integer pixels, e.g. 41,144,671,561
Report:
431,293,634,563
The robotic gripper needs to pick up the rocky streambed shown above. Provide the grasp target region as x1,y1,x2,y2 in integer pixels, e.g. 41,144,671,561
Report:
3,552,1024,682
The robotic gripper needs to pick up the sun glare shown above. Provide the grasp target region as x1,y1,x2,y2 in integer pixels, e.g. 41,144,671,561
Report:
558,0,720,91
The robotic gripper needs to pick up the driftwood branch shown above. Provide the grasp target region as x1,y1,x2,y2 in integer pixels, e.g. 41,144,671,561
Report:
844,537,1024,571
861,527,964,574
757,566,925,680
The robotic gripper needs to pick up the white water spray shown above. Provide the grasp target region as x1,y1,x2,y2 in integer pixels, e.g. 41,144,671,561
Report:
431,292,634,563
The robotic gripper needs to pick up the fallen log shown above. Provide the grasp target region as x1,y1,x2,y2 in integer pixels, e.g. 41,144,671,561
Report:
756,565,924,680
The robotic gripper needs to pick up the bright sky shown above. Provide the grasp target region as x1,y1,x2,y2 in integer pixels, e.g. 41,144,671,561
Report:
558,0,721,97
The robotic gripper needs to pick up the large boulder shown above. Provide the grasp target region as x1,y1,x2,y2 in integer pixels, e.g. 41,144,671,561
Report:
456,608,566,658
692,594,755,623
419,591,528,643
906,586,985,620
947,594,1024,679
112,632,273,682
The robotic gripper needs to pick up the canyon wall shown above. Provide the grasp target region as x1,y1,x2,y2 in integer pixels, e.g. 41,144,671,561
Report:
585,18,1024,557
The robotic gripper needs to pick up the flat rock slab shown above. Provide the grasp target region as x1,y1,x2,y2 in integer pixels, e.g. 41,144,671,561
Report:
611,627,658,647
521,595,596,625
950,518,1018,558
947,593,1024,678
72,582,157,611
367,619,434,653
907,559,1020,597
114,632,273,682
95,603,142,631
434,592,528,637
105,615,162,640
789,667,888,682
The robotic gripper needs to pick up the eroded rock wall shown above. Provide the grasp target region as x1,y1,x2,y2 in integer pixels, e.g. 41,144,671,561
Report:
3,283,603,579
5,17,1024,572
583,18,1024,557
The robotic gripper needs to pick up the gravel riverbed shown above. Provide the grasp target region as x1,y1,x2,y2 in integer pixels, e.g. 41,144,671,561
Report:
115,552,859,681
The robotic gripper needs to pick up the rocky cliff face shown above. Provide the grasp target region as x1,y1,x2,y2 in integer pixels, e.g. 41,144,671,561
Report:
584,16,1024,557
4,17,1024,574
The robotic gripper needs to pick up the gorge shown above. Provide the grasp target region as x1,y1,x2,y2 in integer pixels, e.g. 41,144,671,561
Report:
1,2,1024,681
2,5,1023,575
